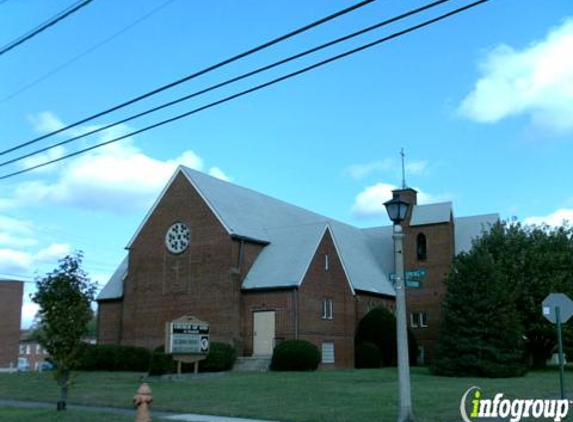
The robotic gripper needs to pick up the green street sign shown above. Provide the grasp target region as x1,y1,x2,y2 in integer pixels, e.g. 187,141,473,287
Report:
405,280,422,288
389,268,427,282
405,269,427,280
389,274,423,289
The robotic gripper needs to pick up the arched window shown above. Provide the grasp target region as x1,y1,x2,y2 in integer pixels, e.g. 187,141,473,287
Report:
416,233,427,261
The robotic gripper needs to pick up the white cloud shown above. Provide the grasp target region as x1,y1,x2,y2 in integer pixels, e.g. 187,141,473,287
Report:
524,208,573,227
344,158,429,180
0,215,33,235
0,214,38,247
21,301,39,329
208,167,231,182
406,160,428,175
351,183,452,219
351,183,396,218
0,243,70,274
28,111,65,134
20,145,67,174
345,159,394,180
459,18,573,132
0,233,38,248
11,113,231,214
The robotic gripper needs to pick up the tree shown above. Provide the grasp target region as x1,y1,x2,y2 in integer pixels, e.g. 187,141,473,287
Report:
433,220,573,374
479,222,573,367
432,246,527,377
31,252,97,410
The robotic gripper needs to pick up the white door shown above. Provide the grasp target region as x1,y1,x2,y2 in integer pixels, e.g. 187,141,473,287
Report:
253,311,275,356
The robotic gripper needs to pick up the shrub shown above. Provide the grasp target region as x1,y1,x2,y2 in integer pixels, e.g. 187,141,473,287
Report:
270,340,320,371
199,342,236,372
78,344,151,371
355,307,418,367
355,342,381,368
148,345,175,376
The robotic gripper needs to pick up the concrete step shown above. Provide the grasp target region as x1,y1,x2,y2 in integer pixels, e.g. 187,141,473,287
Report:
232,356,271,372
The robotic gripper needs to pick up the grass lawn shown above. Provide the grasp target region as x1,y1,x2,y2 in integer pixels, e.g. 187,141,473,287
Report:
0,406,139,422
0,367,571,422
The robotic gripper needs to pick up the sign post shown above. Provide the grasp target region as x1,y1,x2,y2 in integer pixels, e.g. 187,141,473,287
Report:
556,307,565,400
542,293,573,400
165,315,210,375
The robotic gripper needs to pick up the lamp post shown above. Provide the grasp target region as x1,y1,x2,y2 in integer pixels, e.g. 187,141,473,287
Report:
384,196,415,422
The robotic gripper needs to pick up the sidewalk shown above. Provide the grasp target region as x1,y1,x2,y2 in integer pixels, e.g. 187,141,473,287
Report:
0,399,283,422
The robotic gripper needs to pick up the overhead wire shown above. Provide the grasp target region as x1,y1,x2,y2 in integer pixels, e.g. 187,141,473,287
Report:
0,0,492,181
0,0,178,105
0,0,95,56
0,0,378,156
0,0,454,169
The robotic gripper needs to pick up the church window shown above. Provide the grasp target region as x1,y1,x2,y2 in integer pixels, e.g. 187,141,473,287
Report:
416,233,427,261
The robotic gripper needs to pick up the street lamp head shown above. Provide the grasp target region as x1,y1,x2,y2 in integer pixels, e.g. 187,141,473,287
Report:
384,196,410,224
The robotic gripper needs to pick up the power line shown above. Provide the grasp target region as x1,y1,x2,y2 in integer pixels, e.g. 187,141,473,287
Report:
0,0,377,157
0,0,178,105
0,0,453,169
0,0,492,181
0,0,95,56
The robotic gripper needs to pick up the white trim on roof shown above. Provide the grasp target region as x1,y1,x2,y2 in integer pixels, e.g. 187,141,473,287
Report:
326,225,356,296
296,224,329,288
126,166,232,249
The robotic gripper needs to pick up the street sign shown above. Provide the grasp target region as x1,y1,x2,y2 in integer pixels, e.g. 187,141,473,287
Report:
542,293,573,324
389,268,426,289
406,269,427,279
541,293,573,400
405,280,421,288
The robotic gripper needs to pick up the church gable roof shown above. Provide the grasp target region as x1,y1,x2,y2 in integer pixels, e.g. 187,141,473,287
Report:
100,167,497,301
410,202,453,226
454,213,499,254
97,255,127,300
180,167,394,295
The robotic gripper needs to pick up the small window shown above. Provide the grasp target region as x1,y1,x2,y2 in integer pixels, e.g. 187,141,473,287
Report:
325,254,329,271
36,344,41,354
321,299,333,320
417,233,427,261
410,312,427,328
321,342,335,364
19,345,24,355
25,345,31,355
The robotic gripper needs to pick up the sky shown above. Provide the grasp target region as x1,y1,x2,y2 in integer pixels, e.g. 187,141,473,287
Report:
1,0,572,328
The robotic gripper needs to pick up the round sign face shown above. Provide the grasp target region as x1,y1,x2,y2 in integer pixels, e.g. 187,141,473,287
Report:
165,222,191,254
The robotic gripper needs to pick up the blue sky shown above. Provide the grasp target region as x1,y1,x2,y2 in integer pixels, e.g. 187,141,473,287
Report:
1,0,572,327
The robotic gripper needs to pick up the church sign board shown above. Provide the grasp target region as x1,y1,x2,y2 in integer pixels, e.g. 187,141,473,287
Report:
165,316,210,355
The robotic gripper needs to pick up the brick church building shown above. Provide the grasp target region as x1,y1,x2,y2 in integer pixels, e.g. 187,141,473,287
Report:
97,166,497,367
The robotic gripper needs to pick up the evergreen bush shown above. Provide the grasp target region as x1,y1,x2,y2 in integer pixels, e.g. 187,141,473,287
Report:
199,342,237,372
78,344,151,371
355,342,381,368
355,307,418,366
270,340,320,371
148,345,175,376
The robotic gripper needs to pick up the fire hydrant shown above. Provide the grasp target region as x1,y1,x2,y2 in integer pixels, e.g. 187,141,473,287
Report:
134,383,153,422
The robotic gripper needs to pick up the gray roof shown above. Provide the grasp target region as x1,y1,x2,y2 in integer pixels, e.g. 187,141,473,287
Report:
97,256,127,300
410,202,453,226
179,167,394,295
454,214,499,254
99,167,497,300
